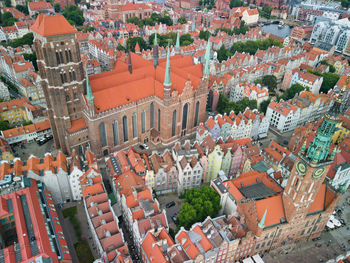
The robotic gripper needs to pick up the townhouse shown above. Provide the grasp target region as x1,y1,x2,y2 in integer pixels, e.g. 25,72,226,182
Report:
1,119,51,144
290,69,323,94
81,167,131,261
0,98,36,125
196,108,269,144
266,100,300,133
28,1,54,17
229,83,269,107
172,141,203,194
0,80,10,101
149,150,178,194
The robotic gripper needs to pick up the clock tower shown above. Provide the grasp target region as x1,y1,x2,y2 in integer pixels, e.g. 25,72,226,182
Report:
282,86,346,222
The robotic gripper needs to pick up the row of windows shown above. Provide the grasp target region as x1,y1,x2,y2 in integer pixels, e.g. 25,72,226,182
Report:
99,102,201,148
56,50,73,64
60,71,76,84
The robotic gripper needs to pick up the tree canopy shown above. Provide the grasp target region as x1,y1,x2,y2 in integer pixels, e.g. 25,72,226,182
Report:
54,3,61,12
260,75,277,92
259,6,272,19
4,0,11,7
1,12,18,27
178,17,187,24
199,0,215,9
215,21,249,36
63,5,84,26
23,52,38,71
307,69,340,94
177,186,221,230
127,37,147,52
0,121,10,131
15,5,28,15
229,0,243,8
199,30,211,40
7,33,34,48
127,13,173,27
148,32,194,47
216,38,282,62
217,94,257,114
259,99,271,114
280,83,306,101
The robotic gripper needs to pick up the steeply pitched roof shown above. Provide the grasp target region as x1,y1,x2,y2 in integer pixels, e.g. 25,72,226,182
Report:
31,14,77,37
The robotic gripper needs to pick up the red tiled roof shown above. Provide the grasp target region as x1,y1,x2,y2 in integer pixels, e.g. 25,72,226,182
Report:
255,194,285,227
31,14,77,37
89,53,203,113
28,1,53,11
67,118,87,133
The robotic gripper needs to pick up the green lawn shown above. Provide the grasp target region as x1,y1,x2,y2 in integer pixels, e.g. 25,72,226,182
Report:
74,239,94,263
108,193,117,206
62,206,77,218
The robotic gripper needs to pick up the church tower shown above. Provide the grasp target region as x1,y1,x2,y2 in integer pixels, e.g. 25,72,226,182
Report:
31,14,86,154
282,86,346,222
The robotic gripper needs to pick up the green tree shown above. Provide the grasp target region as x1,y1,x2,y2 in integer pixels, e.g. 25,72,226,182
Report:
86,26,94,32
127,16,142,26
260,99,271,114
4,0,11,7
0,121,10,131
178,186,221,230
180,33,194,46
85,2,90,9
178,17,187,24
320,73,340,93
281,83,305,100
23,52,38,71
117,44,125,51
199,30,210,40
15,5,29,15
218,93,257,114
262,75,277,92
1,12,18,27
260,5,272,19
229,0,243,8
8,33,34,48
126,37,147,52
341,0,349,7
63,5,84,26
217,45,232,62
159,15,173,26
54,3,61,12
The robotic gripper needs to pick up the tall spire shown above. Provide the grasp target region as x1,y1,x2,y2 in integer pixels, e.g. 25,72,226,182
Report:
154,33,158,46
163,47,172,87
258,209,267,229
306,82,346,163
175,31,180,51
153,34,159,69
86,70,94,103
203,39,211,76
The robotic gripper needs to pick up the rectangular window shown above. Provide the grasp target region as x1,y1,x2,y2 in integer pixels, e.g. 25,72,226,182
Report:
142,111,146,133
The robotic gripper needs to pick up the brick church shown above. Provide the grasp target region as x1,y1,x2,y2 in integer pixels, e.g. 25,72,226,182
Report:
31,14,209,157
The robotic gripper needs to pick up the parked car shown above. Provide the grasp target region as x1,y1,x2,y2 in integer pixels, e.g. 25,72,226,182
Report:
312,237,321,242
166,201,175,208
139,143,149,150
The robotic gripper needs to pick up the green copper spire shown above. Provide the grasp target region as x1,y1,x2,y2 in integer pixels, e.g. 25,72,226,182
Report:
86,71,94,102
154,33,158,46
163,47,172,87
175,31,180,51
203,39,211,76
205,39,211,60
258,209,267,229
306,85,346,163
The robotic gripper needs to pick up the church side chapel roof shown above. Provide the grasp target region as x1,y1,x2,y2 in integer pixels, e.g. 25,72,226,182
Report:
88,53,203,113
